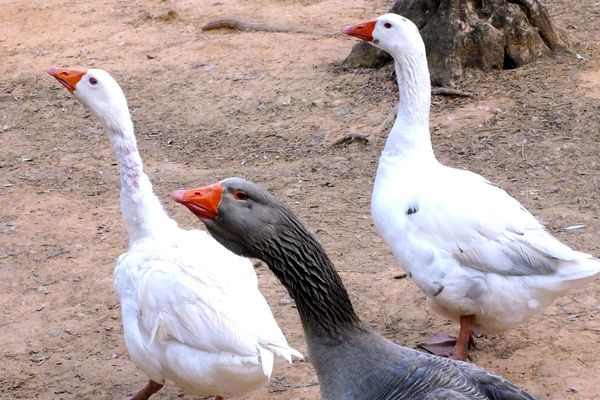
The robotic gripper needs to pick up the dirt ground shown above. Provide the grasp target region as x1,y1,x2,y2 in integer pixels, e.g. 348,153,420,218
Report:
2,0,600,399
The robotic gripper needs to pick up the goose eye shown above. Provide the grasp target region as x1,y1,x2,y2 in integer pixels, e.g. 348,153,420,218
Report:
384,22,392,29
233,191,248,200
89,77,98,85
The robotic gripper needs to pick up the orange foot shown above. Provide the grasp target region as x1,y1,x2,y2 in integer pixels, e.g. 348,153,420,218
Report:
418,315,476,361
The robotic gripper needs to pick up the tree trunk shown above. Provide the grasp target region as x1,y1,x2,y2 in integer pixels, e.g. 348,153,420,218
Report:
342,0,569,86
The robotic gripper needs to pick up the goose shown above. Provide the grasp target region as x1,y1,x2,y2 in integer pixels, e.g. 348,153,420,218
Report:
342,14,600,361
172,177,537,399
48,67,301,400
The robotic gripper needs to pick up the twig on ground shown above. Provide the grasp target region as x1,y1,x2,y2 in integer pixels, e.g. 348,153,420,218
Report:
202,17,332,36
432,87,476,97
330,86,474,147
0,93,26,102
376,102,399,133
330,132,370,146
330,102,397,147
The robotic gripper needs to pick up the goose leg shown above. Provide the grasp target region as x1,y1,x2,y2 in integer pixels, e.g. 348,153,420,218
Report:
417,315,476,360
124,380,164,400
452,315,475,361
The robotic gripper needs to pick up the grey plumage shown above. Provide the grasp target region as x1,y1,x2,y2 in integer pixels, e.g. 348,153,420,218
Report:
197,177,537,400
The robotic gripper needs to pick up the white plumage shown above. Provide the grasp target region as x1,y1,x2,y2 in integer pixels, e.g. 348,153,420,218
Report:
50,67,300,399
115,229,299,397
373,150,600,333
344,14,600,359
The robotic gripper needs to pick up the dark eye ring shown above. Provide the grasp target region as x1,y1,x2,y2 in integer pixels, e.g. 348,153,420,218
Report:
89,77,98,85
384,22,392,29
233,190,248,200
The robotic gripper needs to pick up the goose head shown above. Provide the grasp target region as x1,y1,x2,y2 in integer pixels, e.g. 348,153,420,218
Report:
49,67,130,133
343,13,425,58
173,178,285,258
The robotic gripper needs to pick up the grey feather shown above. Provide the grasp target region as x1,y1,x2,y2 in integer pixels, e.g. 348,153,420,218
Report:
198,178,537,400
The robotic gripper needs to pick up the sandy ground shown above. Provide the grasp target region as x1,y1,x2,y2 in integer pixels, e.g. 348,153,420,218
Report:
2,0,600,399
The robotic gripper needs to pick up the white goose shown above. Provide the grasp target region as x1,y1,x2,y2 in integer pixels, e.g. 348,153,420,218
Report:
343,14,600,361
49,67,301,400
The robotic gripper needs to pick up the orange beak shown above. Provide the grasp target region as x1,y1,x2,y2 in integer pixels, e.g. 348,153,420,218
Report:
173,182,223,220
48,67,87,93
342,18,377,41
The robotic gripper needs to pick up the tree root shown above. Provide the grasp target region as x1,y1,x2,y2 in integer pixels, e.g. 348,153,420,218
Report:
202,17,332,36
431,88,475,97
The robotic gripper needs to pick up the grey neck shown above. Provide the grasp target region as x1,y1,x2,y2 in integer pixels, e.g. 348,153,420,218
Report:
256,208,361,338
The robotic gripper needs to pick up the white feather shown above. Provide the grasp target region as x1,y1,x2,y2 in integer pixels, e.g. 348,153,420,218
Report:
114,229,300,396
368,14,600,334
62,67,301,397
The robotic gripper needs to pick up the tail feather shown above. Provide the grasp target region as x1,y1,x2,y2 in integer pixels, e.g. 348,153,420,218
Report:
258,346,274,379
551,254,600,290
259,340,303,364
560,254,600,278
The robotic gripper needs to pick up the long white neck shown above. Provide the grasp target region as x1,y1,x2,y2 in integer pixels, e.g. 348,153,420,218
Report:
103,108,176,245
382,49,435,160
